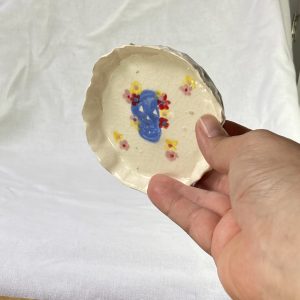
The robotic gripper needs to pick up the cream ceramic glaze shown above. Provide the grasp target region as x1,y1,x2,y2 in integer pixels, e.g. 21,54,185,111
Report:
83,45,224,193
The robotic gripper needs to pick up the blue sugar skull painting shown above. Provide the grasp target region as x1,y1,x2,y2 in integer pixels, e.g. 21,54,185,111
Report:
118,80,184,161
122,81,171,143
131,90,161,142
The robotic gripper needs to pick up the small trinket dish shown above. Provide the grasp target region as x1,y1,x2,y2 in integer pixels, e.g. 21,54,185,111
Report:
83,45,224,192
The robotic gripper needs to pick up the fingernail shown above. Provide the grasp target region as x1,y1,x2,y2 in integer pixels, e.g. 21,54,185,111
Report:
197,115,226,138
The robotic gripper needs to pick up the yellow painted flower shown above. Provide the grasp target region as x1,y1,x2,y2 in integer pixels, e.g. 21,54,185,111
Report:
156,90,162,97
184,75,196,89
113,131,123,142
160,110,169,118
165,139,178,151
130,81,142,95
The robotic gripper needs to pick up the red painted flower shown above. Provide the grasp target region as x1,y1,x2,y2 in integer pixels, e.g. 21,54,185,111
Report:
159,117,169,129
158,93,171,110
158,93,168,102
180,84,192,96
131,94,140,106
119,140,129,151
165,150,178,161
123,89,140,106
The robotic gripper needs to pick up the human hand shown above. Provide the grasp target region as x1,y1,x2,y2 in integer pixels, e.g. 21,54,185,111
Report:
147,115,300,299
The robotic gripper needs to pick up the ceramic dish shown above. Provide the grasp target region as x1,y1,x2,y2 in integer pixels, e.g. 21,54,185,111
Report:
83,45,225,192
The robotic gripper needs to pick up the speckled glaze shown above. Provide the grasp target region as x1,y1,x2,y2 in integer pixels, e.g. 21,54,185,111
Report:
82,45,225,193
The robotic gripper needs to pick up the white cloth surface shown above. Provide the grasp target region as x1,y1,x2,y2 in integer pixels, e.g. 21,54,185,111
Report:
0,0,299,299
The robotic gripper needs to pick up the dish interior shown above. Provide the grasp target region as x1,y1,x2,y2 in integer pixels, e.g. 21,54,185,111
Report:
90,46,223,190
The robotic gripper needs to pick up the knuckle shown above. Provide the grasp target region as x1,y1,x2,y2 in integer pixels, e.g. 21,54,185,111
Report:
166,195,184,217
245,129,273,146
186,209,201,235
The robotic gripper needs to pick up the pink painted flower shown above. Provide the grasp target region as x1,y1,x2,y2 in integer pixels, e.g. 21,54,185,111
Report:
180,84,192,96
123,89,132,103
130,115,139,130
130,115,138,122
119,139,129,151
165,150,178,161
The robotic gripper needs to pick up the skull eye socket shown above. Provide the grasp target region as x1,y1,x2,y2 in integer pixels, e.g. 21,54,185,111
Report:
139,106,144,112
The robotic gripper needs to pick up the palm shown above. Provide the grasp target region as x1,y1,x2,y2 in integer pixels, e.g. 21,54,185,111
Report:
209,198,261,299
147,120,262,299
196,170,261,298
148,173,245,298
148,117,300,299
148,170,263,299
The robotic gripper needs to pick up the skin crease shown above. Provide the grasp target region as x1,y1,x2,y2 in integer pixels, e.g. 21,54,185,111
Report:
147,115,300,300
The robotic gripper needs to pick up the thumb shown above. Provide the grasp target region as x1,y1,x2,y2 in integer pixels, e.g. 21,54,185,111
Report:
196,115,249,174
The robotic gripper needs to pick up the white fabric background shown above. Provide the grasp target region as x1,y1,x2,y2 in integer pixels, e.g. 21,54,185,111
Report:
0,0,299,299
